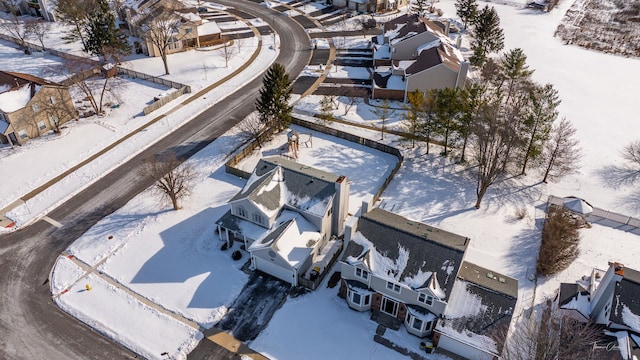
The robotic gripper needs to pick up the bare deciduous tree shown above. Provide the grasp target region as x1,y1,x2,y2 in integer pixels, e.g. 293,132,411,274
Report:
41,87,78,134
472,97,511,209
24,19,50,50
541,117,581,183
502,306,603,360
619,140,640,184
1,7,31,50
238,112,267,148
54,0,93,49
144,7,183,75
374,99,394,141
141,152,196,210
342,87,366,115
220,36,234,68
55,54,122,116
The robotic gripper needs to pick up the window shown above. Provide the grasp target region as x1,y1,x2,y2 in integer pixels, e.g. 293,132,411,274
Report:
386,281,401,293
411,317,423,331
235,206,246,218
185,28,192,34
49,96,56,104
252,213,264,225
418,293,434,306
37,121,46,130
18,130,28,139
49,115,59,127
348,290,371,307
355,267,369,281
352,292,361,305
381,297,399,316
31,103,39,112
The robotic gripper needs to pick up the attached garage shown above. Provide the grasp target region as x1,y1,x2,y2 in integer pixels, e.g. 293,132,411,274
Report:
252,254,297,286
435,332,494,360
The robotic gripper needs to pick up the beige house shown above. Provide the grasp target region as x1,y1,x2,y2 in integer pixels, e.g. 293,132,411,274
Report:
333,0,408,13
125,0,221,57
371,14,469,101
0,71,76,146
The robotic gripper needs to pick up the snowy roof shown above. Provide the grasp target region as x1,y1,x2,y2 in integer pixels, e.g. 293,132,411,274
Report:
558,283,591,319
342,208,468,299
0,84,35,113
436,262,518,356
249,211,320,269
197,20,221,36
229,156,340,218
610,266,640,332
372,71,405,90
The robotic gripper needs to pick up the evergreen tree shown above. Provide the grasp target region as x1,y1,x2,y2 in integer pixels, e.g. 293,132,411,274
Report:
458,82,485,163
256,63,292,131
470,6,504,67
431,87,462,156
412,0,428,16
404,90,425,149
84,0,130,57
455,0,478,30
520,83,560,175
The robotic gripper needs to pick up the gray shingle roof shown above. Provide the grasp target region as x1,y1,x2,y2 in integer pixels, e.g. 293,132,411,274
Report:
229,156,339,216
342,208,468,299
610,271,640,331
457,261,518,299
442,261,518,354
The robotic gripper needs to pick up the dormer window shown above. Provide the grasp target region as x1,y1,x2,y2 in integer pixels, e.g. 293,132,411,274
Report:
235,206,246,218
252,213,264,225
386,281,401,293
418,293,434,306
355,267,369,281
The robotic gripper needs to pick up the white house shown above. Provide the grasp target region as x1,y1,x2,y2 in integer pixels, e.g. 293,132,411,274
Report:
216,156,349,287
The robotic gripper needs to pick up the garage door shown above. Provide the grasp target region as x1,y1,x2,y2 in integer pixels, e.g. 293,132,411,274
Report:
253,256,295,286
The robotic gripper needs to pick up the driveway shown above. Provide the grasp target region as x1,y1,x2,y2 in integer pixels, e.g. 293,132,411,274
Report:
216,272,290,341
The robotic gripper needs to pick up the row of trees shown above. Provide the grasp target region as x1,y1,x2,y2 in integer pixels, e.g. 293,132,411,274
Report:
402,48,581,208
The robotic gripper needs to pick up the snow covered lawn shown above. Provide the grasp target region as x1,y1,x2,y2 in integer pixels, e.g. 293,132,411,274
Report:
53,119,401,357
55,273,202,360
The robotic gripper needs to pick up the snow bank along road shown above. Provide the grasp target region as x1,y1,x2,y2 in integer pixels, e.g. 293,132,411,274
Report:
0,1,311,359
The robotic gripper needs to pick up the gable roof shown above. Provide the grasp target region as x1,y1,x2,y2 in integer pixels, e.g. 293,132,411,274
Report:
248,211,320,269
230,156,339,218
342,208,468,299
436,261,518,356
0,71,55,91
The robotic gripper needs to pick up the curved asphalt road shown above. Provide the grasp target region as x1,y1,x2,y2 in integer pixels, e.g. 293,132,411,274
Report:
0,1,310,359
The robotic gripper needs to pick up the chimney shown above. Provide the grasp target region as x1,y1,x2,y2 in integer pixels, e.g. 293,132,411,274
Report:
455,61,469,89
29,82,37,97
614,262,625,276
456,35,462,49
444,20,451,36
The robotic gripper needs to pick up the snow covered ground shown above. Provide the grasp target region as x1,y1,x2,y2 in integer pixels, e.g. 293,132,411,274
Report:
5,0,640,358
0,26,278,227
50,122,400,358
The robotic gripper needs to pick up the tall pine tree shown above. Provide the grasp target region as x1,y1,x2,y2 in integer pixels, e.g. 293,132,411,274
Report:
455,0,478,30
520,83,560,175
84,0,130,58
470,6,504,67
256,63,292,131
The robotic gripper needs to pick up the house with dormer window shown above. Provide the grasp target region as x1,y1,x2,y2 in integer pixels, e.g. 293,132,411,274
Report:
216,156,349,287
339,207,469,337
371,14,469,101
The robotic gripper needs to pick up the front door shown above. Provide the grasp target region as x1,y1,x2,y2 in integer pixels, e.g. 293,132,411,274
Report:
381,296,398,316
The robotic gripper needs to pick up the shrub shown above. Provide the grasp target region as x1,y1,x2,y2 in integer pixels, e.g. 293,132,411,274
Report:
536,206,581,276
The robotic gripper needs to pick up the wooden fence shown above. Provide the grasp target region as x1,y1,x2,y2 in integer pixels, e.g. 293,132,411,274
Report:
224,114,404,210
